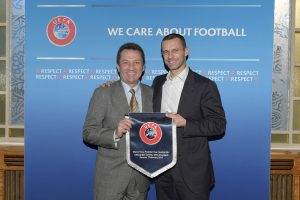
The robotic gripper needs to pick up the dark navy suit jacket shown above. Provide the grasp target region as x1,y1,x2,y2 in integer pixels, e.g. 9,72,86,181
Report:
152,69,226,193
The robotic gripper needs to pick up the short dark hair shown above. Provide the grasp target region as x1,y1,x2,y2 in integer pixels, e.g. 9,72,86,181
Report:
161,33,187,49
116,42,145,65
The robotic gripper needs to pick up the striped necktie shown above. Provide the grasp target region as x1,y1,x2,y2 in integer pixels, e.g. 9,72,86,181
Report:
129,89,140,112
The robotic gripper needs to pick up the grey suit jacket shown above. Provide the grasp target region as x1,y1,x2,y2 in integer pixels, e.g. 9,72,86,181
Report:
83,80,153,199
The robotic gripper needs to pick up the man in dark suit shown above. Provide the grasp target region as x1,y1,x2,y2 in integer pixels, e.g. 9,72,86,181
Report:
152,33,226,200
83,43,152,200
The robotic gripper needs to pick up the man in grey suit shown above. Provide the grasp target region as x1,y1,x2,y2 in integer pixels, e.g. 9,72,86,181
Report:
83,43,152,200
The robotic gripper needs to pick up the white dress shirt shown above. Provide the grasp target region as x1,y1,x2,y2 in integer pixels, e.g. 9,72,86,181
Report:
161,67,189,113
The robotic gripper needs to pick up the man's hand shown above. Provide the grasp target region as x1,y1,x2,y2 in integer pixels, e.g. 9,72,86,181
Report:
100,80,115,88
116,118,133,138
166,113,186,127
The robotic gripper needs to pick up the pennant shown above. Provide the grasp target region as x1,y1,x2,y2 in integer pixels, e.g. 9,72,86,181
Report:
126,113,176,178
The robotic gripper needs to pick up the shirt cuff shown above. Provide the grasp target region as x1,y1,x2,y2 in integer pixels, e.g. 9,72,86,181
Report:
113,130,120,148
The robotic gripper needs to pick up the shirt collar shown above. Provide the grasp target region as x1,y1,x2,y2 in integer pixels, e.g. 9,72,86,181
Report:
121,81,141,94
166,66,189,82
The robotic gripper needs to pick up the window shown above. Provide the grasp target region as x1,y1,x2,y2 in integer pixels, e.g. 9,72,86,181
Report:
271,0,300,149
0,0,24,144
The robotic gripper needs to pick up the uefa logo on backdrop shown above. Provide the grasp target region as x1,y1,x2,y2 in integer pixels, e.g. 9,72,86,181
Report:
46,16,76,47
139,122,162,145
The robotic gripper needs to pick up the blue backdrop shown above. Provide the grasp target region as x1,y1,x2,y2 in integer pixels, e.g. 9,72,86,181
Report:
25,1,274,199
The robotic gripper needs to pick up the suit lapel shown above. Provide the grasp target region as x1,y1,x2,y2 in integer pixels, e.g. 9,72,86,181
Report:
177,70,195,114
113,80,130,114
153,76,167,112
141,84,151,112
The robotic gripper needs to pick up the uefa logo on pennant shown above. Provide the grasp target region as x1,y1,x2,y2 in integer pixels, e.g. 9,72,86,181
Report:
46,16,76,46
139,122,162,145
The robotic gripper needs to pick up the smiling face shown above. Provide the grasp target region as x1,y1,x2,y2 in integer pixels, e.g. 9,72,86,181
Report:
117,49,144,87
161,37,188,76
